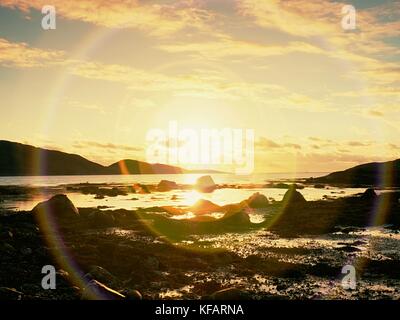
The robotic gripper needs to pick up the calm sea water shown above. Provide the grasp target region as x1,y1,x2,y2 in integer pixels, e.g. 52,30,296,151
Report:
0,172,327,186
0,173,369,212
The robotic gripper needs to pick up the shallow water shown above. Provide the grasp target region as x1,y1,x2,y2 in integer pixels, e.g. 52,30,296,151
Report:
1,186,369,212
105,225,400,300
0,172,370,211
0,172,328,187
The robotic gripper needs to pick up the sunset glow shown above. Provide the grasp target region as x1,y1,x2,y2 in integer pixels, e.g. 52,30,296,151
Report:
0,0,399,173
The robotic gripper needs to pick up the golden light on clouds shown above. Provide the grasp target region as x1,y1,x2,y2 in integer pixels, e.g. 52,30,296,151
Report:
0,0,399,172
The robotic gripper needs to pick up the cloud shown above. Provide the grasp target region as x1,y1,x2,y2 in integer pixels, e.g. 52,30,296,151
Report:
388,143,400,150
299,152,391,167
0,0,215,37
65,99,107,113
307,139,376,150
0,37,64,68
0,37,330,112
347,141,372,147
368,110,384,117
69,58,330,111
255,147,397,173
255,137,281,149
236,0,400,88
237,0,340,38
284,143,302,150
334,86,400,98
308,137,333,143
158,34,325,59
256,137,302,150
73,140,143,152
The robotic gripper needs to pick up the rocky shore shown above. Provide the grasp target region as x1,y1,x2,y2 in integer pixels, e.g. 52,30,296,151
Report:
0,186,399,300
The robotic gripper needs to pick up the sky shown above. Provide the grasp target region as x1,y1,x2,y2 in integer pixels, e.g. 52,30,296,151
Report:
0,0,399,173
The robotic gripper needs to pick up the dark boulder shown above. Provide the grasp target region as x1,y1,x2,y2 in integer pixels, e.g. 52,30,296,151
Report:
89,211,115,228
124,290,142,300
245,192,269,208
133,183,150,194
190,199,221,215
282,185,307,206
157,180,178,192
195,176,217,193
32,194,79,224
360,188,377,201
221,210,250,225
0,287,23,300
85,266,116,286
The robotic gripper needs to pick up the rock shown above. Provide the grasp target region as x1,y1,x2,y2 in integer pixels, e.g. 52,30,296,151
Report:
221,203,246,214
92,211,115,227
97,205,112,210
145,256,160,270
0,229,13,240
32,194,79,223
1,243,16,254
221,210,250,225
81,280,125,300
20,284,41,295
102,187,127,197
126,272,146,285
190,199,221,215
86,266,116,285
314,184,326,189
158,180,178,192
245,192,269,208
265,183,304,190
333,226,364,234
133,183,150,194
124,290,142,300
73,185,128,197
57,269,70,281
361,188,377,201
20,247,32,256
195,176,217,193
282,185,307,206
208,287,250,300
336,245,361,253
0,287,23,300
264,182,290,189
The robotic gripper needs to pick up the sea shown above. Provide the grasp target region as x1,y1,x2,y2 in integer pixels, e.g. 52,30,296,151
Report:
0,173,369,212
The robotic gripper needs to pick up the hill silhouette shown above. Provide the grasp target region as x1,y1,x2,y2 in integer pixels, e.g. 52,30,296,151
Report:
308,159,400,187
106,159,184,174
0,140,105,176
0,140,202,176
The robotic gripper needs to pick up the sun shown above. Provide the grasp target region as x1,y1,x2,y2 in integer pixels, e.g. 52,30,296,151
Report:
181,190,202,206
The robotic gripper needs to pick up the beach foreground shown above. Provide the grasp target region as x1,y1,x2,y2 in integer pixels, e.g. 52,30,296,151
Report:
0,184,399,300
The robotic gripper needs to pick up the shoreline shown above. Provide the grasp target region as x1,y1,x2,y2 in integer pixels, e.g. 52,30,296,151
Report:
1,186,399,300
2,180,398,212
